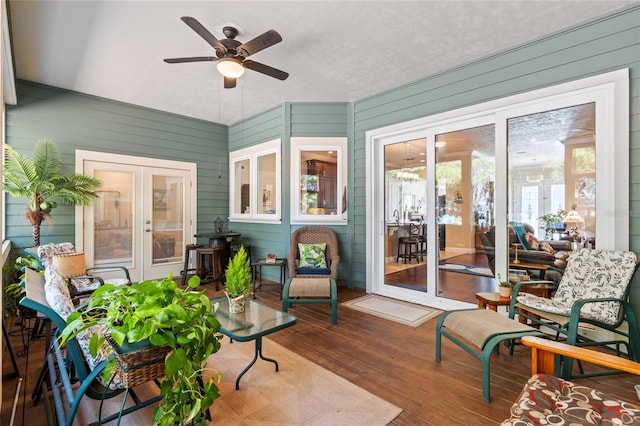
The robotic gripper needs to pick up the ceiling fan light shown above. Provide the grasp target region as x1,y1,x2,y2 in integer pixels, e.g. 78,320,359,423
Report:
217,58,245,78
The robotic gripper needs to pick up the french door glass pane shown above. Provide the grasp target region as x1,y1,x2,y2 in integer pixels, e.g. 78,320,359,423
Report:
435,124,496,303
151,175,184,265
93,171,134,265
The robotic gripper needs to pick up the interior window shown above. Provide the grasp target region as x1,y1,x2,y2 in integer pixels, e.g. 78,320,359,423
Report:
291,137,347,225
229,139,281,223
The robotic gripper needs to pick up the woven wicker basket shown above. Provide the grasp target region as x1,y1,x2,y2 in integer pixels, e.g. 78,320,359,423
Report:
106,336,170,387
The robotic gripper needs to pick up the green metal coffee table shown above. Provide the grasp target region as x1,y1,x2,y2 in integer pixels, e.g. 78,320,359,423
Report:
211,295,297,389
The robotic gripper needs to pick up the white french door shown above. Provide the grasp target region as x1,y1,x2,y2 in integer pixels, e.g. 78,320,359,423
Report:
76,151,197,282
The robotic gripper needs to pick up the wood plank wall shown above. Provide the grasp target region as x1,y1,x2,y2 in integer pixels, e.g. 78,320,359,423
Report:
5,80,228,249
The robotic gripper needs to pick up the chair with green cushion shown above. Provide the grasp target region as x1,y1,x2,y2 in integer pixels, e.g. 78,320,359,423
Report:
283,226,339,324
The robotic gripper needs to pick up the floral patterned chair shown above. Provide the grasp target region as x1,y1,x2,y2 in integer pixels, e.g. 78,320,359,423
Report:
509,248,640,379
502,336,640,425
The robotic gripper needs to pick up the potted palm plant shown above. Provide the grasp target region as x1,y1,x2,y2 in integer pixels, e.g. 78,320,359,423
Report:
3,139,101,246
61,275,222,426
224,245,252,313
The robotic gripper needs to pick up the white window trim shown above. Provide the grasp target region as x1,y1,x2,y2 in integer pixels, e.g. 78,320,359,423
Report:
290,137,348,225
229,139,281,224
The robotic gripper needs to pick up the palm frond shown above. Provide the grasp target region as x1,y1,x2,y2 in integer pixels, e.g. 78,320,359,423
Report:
4,145,38,182
32,139,61,181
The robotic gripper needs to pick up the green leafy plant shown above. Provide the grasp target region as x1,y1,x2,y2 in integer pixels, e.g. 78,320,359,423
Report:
3,139,101,246
3,252,43,316
61,275,222,426
497,274,512,288
224,246,252,298
538,209,566,239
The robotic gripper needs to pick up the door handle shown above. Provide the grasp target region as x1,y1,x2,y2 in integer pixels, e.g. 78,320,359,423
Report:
145,228,152,232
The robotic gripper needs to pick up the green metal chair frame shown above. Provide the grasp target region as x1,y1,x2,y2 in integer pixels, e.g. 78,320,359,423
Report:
20,269,159,426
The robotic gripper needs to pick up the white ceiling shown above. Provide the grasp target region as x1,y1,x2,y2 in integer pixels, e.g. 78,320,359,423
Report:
7,1,634,126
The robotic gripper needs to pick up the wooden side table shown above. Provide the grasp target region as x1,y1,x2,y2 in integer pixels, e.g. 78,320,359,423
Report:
475,292,511,311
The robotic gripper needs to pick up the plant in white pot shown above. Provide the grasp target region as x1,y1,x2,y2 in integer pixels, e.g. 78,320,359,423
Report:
497,274,513,298
224,245,252,313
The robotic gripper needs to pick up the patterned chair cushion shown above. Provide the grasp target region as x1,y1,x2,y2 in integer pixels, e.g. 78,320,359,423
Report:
42,263,76,321
517,249,638,325
37,242,76,268
298,243,328,268
502,373,640,425
75,323,126,390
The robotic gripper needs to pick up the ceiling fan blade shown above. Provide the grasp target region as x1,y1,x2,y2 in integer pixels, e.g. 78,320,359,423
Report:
242,60,289,81
163,56,217,64
224,77,237,89
237,30,283,57
180,16,226,53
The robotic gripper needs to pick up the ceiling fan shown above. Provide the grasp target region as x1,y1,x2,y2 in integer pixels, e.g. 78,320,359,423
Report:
164,17,289,89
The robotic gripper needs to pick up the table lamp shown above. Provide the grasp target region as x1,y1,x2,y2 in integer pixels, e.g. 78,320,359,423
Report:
52,252,87,282
563,205,584,249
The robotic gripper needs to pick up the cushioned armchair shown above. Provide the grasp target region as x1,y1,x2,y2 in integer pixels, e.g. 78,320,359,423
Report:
283,226,339,325
510,249,640,380
287,226,340,279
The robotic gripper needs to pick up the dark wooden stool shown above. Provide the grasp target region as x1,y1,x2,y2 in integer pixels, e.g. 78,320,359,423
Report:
181,244,203,284
196,246,223,288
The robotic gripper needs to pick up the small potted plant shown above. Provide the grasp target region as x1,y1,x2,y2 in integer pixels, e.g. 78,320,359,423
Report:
497,274,513,298
265,253,277,264
224,245,252,313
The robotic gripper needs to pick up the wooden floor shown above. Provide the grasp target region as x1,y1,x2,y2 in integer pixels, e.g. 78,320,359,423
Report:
385,252,496,304
3,283,639,425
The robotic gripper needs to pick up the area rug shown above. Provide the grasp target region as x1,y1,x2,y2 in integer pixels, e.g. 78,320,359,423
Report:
438,262,493,277
76,337,403,425
342,294,441,327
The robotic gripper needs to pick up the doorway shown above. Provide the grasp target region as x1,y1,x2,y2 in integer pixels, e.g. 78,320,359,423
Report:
76,151,196,282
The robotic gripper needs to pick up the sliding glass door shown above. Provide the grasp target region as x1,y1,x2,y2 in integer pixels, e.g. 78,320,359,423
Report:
367,70,626,310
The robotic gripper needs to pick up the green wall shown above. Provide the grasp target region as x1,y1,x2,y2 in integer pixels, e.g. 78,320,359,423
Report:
348,6,640,309
5,80,228,249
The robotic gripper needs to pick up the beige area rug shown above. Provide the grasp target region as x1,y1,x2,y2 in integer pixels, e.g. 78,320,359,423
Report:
342,294,442,327
76,338,402,425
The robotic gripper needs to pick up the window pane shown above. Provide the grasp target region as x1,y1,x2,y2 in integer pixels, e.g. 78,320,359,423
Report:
299,150,338,216
257,153,276,215
507,103,595,281
435,125,495,303
234,159,250,215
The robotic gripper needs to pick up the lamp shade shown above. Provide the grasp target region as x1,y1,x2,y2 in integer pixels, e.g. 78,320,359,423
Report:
564,209,584,228
216,58,245,78
53,253,86,278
